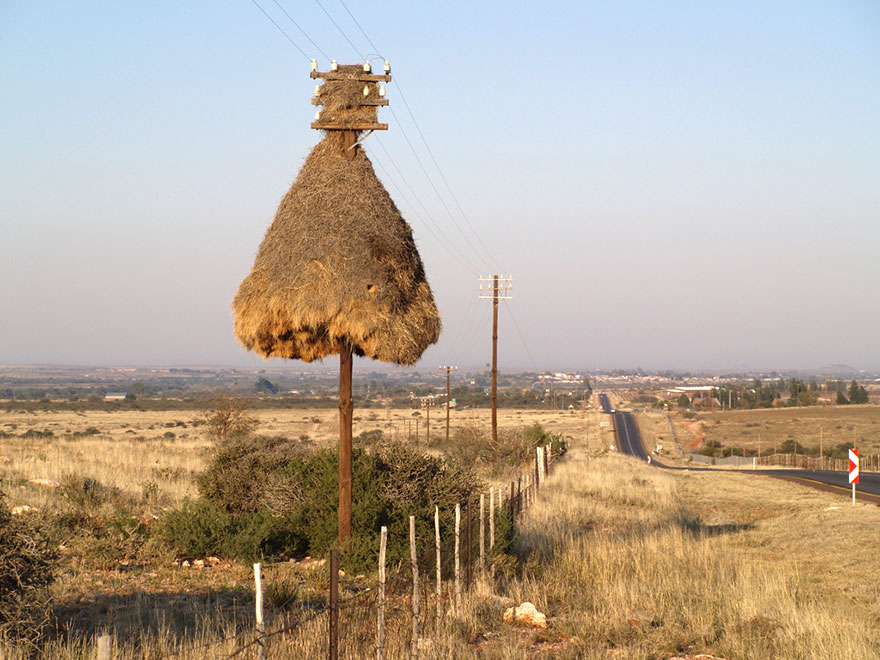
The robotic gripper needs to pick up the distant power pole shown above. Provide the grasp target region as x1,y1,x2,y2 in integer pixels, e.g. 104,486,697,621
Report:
439,366,458,443
480,275,513,448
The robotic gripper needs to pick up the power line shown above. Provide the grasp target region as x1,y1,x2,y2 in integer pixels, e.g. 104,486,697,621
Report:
314,0,363,60
391,80,505,273
443,290,479,362
338,0,383,57
323,0,502,274
387,105,491,271
503,299,539,372
248,0,311,61
270,0,331,62
369,148,477,273
368,139,481,273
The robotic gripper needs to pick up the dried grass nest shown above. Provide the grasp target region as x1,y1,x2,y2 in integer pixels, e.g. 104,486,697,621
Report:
233,129,441,365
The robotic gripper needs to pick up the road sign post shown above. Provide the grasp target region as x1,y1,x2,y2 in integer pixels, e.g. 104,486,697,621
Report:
849,448,859,506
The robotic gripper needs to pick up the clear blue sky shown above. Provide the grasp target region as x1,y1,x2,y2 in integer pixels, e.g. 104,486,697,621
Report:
2,1,878,372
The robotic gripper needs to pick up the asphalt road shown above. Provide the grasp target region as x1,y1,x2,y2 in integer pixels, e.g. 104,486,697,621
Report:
598,392,880,505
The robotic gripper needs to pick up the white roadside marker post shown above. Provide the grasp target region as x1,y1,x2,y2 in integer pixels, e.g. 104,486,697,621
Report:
849,448,859,506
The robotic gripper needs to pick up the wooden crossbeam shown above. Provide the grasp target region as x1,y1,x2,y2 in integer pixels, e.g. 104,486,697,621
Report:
311,121,388,131
312,98,389,106
311,71,391,82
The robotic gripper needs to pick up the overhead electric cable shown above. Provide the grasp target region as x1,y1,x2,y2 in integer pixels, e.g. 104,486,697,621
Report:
459,307,491,368
369,150,476,273
443,291,480,363
391,81,505,273
369,140,481,273
385,106,491,270
503,300,539,372
270,0,331,62
337,0,383,57
248,0,311,60
314,0,363,59
320,0,501,274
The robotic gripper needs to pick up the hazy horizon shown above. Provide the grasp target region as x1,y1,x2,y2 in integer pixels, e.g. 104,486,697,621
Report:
2,2,878,371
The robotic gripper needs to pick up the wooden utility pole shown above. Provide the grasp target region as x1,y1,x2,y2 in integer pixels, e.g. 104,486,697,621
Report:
339,347,353,546
311,61,391,547
439,366,458,443
480,275,512,449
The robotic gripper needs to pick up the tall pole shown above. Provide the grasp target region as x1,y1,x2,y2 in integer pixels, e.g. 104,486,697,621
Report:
491,275,499,448
339,347,353,546
479,275,512,450
440,366,458,443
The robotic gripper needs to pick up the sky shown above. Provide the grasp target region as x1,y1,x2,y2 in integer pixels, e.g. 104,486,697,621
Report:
1,1,879,373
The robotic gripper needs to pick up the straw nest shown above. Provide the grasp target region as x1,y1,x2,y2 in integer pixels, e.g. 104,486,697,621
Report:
314,64,381,127
233,130,441,365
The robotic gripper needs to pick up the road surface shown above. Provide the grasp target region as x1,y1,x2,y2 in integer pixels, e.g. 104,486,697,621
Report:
598,392,880,505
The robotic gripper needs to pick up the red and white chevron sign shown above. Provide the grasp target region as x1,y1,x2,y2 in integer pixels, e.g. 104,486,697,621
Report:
849,448,859,485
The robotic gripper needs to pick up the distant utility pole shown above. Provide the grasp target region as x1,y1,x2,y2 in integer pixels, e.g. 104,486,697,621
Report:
479,275,513,448
439,366,458,443
422,397,432,443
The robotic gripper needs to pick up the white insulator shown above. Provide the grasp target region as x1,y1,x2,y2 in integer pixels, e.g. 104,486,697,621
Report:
331,60,338,71
378,85,386,97
314,85,321,96
383,60,390,73
310,58,317,71
363,85,370,96
315,110,321,120
363,60,371,72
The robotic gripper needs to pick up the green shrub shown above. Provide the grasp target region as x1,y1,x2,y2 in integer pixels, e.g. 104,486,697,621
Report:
196,435,306,513
159,498,305,561
0,494,56,646
59,473,118,509
160,499,234,558
172,438,485,572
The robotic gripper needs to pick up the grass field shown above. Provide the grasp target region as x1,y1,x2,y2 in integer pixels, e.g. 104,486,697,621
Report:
3,405,879,657
0,406,594,510
665,405,880,456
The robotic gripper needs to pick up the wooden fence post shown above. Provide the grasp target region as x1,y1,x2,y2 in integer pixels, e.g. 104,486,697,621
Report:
489,488,495,550
329,549,339,660
96,634,110,660
434,507,441,632
454,503,461,615
479,493,485,572
466,498,472,591
509,481,515,522
378,526,387,660
409,516,419,660
534,450,540,490
254,563,265,660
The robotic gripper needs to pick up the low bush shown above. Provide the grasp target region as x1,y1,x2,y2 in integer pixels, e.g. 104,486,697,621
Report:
164,439,485,572
0,494,56,646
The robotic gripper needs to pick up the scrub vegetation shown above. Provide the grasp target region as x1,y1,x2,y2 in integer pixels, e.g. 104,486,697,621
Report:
1,403,878,658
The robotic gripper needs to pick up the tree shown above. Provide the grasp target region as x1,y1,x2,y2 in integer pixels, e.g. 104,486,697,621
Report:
797,389,818,406
836,391,849,405
848,380,868,404
204,397,259,444
677,393,691,409
254,376,279,395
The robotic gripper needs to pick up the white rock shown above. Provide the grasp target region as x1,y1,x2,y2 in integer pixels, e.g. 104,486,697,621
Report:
11,505,37,515
28,478,60,488
503,601,547,629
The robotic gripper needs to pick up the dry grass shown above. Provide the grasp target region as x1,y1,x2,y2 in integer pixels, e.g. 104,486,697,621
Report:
4,407,879,657
0,406,596,508
668,405,880,455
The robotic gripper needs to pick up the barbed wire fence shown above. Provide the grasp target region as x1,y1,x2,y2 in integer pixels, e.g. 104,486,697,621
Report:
91,443,562,659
